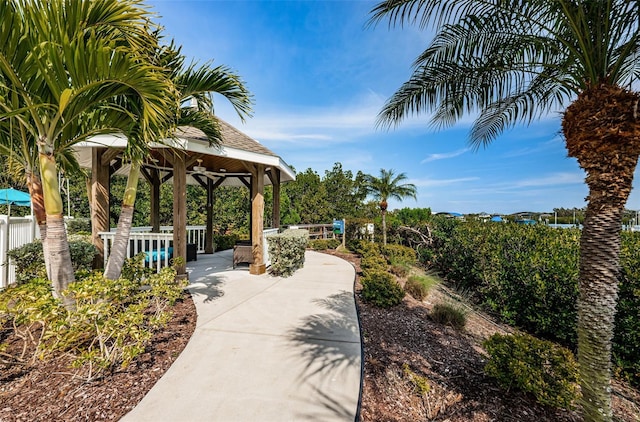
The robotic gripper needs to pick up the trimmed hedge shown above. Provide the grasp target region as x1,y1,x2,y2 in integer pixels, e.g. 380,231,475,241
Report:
268,229,309,277
429,220,640,386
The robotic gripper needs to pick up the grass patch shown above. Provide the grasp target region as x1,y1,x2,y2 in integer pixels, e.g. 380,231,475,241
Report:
431,302,467,330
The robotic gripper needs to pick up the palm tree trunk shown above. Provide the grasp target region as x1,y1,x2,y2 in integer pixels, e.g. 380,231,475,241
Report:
104,162,140,280
563,84,640,422
577,202,621,421
39,149,75,307
382,209,387,245
26,172,50,278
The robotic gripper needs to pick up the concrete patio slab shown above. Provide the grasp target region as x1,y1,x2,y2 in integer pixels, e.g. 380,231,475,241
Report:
121,250,361,422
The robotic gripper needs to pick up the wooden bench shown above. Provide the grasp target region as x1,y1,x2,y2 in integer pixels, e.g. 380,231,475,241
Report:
233,241,252,268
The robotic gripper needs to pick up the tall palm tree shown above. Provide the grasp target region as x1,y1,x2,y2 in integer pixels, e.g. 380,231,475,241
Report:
363,168,417,245
0,0,173,304
103,42,253,280
369,1,640,420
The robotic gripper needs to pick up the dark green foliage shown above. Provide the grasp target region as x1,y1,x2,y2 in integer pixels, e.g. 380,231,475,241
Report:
361,270,404,307
8,238,97,284
308,238,340,250
428,219,640,387
268,229,309,277
404,274,438,300
213,234,240,251
66,218,91,234
434,221,580,346
614,232,640,386
430,303,467,330
381,244,417,266
484,333,579,409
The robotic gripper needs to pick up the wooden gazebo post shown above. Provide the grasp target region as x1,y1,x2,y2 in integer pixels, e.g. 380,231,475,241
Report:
171,152,187,279
249,164,266,275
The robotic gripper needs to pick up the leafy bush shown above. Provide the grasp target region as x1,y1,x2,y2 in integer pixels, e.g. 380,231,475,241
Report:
361,270,404,308
0,257,186,379
483,333,579,409
426,220,640,386
431,302,467,330
614,232,640,386
347,239,381,258
308,238,340,250
8,239,98,283
381,244,417,266
213,234,240,251
405,274,438,300
268,229,309,277
360,254,388,276
66,218,91,234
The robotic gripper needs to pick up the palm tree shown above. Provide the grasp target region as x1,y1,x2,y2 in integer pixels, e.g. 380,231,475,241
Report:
363,169,417,245
0,0,173,304
103,42,253,280
369,1,639,420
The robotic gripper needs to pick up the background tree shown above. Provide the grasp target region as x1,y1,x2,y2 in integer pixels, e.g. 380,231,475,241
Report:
370,1,640,419
362,168,417,245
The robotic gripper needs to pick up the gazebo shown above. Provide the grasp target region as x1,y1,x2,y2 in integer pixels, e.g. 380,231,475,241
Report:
75,119,295,278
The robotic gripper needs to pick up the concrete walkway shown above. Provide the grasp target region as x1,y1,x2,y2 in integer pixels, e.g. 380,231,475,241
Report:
122,250,361,422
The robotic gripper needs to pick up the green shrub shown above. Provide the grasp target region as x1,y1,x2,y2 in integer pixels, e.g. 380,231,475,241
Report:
213,234,240,251
66,218,91,234
8,239,97,283
431,302,467,330
360,254,388,276
0,259,186,379
405,274,439,301
381,244,417,266
425,219,640,386
268,229,309,277
361,270,404,308
308,238,340,250
347,239,380,257
483,333,579,409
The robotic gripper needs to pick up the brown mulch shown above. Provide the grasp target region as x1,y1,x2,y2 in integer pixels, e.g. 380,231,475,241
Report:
1,253,639,422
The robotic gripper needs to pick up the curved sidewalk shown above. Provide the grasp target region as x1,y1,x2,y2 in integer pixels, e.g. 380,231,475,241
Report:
122,250,361,422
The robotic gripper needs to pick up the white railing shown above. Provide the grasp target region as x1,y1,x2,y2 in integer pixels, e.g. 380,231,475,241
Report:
263,228,279,267
110,225,206,252
99,231,174,272
0,216,40,288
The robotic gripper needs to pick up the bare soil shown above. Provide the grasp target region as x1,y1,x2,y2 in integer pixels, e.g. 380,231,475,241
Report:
1,253,639,422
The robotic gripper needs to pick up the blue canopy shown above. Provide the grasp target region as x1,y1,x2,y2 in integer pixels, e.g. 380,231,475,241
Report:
0,188,31,207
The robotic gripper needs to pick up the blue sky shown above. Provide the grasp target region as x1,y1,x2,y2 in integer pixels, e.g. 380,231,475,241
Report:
148,0,640,215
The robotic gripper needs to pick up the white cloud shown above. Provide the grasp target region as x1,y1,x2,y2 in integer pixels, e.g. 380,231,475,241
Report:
421,148,470,163
410,176,480,188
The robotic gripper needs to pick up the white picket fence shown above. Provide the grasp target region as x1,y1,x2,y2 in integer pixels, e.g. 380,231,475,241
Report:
0,215,39,288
